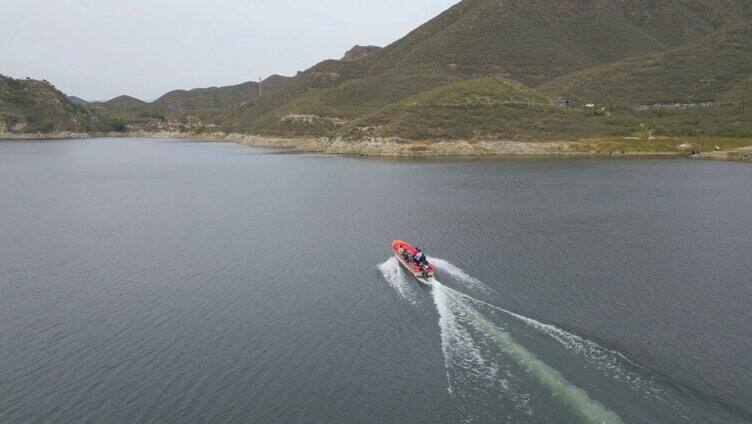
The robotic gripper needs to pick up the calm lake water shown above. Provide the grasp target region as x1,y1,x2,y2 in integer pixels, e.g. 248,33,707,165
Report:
1,137,751,424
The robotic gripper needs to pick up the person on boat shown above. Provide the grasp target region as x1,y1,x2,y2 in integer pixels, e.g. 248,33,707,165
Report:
397,247,413,263
398,246,411,262
414,248,428,266
403,250,412,262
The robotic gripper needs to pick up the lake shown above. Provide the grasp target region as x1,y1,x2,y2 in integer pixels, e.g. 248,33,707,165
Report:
1,138,751,423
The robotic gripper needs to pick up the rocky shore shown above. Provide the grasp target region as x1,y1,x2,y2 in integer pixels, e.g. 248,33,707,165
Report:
233,134,581,157
0,131,91,140
93,130,583,156
693,148,752,162
3,130,750,162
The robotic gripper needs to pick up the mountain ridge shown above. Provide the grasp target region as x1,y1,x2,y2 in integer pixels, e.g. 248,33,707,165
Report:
4,0,752,147
1,74,110,135
542,20,752,105
218,0,752,137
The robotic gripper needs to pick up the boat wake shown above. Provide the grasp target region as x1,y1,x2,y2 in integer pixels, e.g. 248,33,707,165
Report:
432,279,624,423
378,257,421,305
378,257,699,423
429,257,495,295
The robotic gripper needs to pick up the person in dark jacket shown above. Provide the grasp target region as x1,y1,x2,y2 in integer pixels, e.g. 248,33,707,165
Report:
414,248,428,266
399,247,411,262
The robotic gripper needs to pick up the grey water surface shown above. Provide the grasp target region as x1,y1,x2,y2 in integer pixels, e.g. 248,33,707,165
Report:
1,138,751,424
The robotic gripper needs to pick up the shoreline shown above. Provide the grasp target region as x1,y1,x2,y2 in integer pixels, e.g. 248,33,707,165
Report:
0,131,91,140
2,130,750,161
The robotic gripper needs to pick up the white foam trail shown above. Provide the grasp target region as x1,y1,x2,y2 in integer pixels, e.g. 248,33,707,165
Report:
432,280,529,421
443,278,666,401
435,281,625,424
380,257,686,421
430,257,494,294
378,257,420,305
433,280,501,388
451,287,612,352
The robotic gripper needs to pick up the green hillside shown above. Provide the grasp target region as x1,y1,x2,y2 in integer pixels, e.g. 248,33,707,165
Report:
94,81,261,123
398,78,552,106
91,95,151,120
350,77,555,139
341,45,382,61
542,21,752,105
220,59,379,135
0,75,109,135
220,0,752,137
361,0,751,85
67,96,89,105
152,81,260,121
723,77,752,103
7,0,752,144
348,77,641,140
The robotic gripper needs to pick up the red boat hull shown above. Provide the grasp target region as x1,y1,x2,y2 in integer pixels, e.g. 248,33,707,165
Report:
392,240,435,280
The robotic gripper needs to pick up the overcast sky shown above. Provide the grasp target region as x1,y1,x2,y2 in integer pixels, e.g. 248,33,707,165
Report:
0,0,459,101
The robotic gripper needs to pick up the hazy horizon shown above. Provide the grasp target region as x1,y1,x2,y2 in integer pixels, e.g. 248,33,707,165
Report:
2,0,458,101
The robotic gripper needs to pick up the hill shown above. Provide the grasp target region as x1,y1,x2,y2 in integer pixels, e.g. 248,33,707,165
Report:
341,45,382,61
0,75,109,135
349,77,560,139
91,95,151,120
96,80,276,126
67,95,89,105
360,0,751,85
8,0,752,145
152,81,260,121
259,74,293,93
347,77,668,141
220,0,752,137
542,21,752,105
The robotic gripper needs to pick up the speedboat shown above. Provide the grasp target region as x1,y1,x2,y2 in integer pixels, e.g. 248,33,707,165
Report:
392,240,435,281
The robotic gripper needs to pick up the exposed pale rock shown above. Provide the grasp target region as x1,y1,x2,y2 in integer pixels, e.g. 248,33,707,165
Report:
0,131,90,140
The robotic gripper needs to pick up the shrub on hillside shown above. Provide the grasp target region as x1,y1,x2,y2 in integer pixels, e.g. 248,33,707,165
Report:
111,119,127,132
